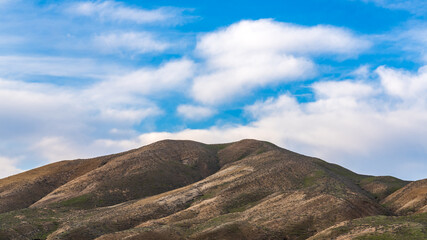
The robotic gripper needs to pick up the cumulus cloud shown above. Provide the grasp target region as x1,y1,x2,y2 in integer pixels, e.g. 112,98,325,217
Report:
177,104,216,120
196,19,369,57
191,19,371,104
67,0,183,24
377,65,427,103
93,32,170,54
102,65,427,180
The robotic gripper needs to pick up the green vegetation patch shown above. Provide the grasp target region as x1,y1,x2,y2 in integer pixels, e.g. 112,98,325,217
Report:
303,170,326,187
0,208,60,240
355,223,426,240
285,216,317,240
55,194,93,209
223,191,269,213
359,176,409,200
197,183,230,201
205,143,230,152
353,213,427,227
323,213,427,240
313,159,366,182
199,191,216,201
255,147,268,155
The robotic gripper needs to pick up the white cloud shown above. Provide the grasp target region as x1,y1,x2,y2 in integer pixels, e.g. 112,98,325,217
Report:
191,19,371,104
0,156,22,179
245,95,300,119
32,137,82,163
351,65,373,79
177,104,216,120
87,58,194,100
197,19,369,57
67,1,183,24
32,136,133,163
377,65,427,103
312,81,376,99
102,65,427,180
192,55,315,105
93,32,170,54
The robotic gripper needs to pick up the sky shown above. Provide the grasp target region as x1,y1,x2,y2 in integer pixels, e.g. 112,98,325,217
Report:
0,0,427,180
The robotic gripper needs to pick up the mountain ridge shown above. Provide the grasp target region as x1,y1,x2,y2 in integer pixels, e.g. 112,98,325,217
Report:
0,139,424,240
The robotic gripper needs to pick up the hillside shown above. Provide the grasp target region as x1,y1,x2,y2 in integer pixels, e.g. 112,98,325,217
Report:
30,140,220,209
382,178,427,215
0,153,124,213
308,213,427,239
0,139,421,240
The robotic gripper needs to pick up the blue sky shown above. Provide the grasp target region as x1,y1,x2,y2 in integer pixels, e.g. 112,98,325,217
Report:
1,0,427,180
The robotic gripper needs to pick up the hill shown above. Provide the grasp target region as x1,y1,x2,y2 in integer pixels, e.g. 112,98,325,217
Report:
382,178,427,215
0,139,420,240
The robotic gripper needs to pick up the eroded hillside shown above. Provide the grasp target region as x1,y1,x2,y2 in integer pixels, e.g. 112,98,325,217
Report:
0,139,422,240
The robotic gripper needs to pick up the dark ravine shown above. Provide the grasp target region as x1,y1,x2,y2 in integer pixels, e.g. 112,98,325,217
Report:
0,139,424,240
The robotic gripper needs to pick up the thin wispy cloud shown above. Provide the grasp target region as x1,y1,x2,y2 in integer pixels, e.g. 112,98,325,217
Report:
66,1,185,24
361,0,427,14
177,105,216,121
93,32,170,55
0,56,127,79
0,35,24,46
397,24,427,62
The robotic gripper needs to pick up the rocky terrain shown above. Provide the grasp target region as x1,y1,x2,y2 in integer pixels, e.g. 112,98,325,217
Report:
0,139,425,240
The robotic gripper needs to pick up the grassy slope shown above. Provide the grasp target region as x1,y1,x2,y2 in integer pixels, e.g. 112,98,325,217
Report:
312,158,409,201
309,213,427,240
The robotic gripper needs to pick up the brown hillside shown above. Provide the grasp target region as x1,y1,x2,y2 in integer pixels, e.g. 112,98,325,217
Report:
0,150,131,213
358,176,410,201
30,140,221,209
0,139,415,240
41,140,386,240
382,178,427,215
